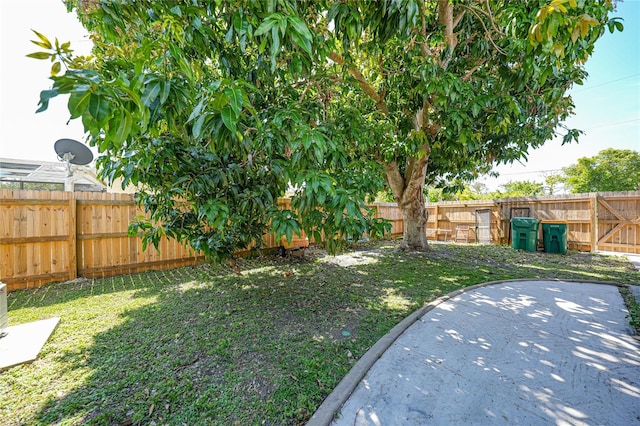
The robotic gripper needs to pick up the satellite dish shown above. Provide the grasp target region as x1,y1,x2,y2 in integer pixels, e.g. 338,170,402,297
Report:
54,138,93,177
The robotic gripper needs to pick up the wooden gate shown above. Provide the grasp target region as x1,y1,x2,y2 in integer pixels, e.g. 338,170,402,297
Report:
596,191,640,254
475,209,491,244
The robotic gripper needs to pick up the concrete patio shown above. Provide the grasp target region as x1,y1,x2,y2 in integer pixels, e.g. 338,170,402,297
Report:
309,280,640,425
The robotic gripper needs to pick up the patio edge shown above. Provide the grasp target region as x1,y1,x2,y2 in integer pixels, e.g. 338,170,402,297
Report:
305,278,626,426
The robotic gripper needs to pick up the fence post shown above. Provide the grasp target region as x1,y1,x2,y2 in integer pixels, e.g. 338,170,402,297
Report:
590,192,598,252
492,204,501,245
68,196,78,280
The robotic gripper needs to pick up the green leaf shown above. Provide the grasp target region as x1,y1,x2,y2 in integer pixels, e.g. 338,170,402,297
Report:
31,29,52,49
224,87,243,117
192,113,208,139
68,90,92,119
278,17,287,37
26,51,52,60
88,94,110,125
320,175,333,193
240,90,256,114
310,177,319,193
50,61,61,76
345,201,357,219
254,14,280,36
471,103,481,118
288,16,313,55
188,100,205,123
212,92,229,110
30,40,52,49
270,27,281,70
301,133,312,150
159,80,171,104
313,146,324,164
178,57,194,83
233,12,243,33
290,31,312,56
314,146,324,164
106,109,122,141
36,89,58,113
141,79,162,107
109,110,133,148
115,83,145,115
221,106,237,133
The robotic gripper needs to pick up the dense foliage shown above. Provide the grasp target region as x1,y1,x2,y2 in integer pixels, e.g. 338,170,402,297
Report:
31,0,622,257
494,180,547,198
563,148,640,193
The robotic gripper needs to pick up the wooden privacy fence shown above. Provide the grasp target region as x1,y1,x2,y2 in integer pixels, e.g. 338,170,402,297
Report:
420,194,597,250
375,191,640,254
1,189,639,291
0,192,309,291
1,190,204,291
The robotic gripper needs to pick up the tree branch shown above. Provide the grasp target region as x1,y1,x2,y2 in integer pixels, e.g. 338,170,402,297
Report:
458,4,507,55
420,4,433,58
415,104,440,137
462,59,487,81
484,0,504,36
383,160,405,203
438,0,457,69
329,52,389,115
453,11,465,29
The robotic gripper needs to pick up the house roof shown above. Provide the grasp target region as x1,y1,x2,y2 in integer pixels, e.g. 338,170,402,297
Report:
0,158,106,191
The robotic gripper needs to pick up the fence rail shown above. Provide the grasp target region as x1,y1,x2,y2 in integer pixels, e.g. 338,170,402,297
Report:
2,189,639,291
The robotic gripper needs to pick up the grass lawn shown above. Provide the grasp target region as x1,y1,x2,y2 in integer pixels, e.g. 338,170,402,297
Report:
1,241,638,425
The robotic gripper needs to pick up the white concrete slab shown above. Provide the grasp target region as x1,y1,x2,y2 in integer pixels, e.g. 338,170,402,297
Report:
0,317,60,371
331,281,640,426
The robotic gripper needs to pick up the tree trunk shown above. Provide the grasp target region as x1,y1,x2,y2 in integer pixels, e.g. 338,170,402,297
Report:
399,188,429,251
384,157,430,252
382,104,433,252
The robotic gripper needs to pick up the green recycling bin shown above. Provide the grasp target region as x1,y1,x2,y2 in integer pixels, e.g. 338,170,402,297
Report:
542,223,568,254
511,217,540,252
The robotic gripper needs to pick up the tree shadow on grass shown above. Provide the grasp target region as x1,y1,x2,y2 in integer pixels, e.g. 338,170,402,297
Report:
26,257,407,425
8,243,637,425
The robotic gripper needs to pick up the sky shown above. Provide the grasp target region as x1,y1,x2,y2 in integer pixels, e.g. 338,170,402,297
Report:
0,0,94,163
0,1,639,190
480,0,640,191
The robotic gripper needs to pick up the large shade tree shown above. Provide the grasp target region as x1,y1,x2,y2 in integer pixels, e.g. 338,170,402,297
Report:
32,0,622,256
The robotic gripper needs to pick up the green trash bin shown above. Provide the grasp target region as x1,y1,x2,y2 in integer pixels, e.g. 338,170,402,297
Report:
542,223,568,254
511,217,540,252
